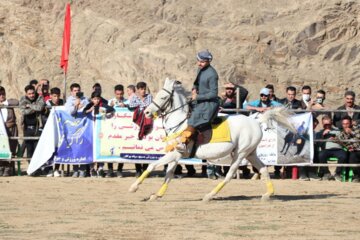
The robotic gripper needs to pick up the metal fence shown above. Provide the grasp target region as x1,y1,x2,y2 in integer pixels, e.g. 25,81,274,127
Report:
1,106,360,176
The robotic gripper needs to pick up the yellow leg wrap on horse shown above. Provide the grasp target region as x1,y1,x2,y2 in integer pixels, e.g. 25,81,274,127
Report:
138,170,150,183
266,180,274,195
213,181,225,194
157,183,168,197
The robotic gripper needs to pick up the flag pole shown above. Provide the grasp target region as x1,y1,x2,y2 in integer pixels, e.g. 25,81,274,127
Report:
60,2,71,100
63,72,67,100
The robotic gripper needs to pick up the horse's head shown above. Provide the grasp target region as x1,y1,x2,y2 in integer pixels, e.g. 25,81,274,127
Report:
144,78,182,119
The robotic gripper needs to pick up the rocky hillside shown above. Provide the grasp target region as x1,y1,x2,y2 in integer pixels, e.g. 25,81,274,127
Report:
0,0,359,105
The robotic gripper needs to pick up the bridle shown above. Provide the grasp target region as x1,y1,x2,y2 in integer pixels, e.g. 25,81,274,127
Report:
151,87,174,116
150,84,189,135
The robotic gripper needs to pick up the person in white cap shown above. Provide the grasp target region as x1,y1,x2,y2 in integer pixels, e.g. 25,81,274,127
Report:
243,88,282,112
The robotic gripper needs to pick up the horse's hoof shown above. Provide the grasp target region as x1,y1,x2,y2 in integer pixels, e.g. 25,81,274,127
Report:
149,194,159,201
202,194,213,202
261,193,273,202
129,184,139,193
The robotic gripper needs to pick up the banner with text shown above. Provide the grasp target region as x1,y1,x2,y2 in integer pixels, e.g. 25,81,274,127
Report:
53,110,93,164
0,112,11,160
256,112,313,165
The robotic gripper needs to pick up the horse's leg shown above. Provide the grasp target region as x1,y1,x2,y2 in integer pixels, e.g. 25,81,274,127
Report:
203,157,243,202
148,161,178,201
247,151,274,201
129,151,181,193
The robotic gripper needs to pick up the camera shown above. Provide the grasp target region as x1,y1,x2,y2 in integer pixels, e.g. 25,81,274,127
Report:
316,98,323,104
76,92,84,98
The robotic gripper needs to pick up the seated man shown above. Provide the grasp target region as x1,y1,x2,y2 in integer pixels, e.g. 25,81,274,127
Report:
333,90,360,129
316,115,348,181
336,116,360,182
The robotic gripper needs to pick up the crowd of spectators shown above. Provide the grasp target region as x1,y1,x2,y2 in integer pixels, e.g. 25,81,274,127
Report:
0,80,359,182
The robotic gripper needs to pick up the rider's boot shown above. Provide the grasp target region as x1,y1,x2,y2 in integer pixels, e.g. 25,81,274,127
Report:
176,126,196,154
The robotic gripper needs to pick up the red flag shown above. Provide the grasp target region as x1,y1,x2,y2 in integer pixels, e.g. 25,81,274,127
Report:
60,3,71,74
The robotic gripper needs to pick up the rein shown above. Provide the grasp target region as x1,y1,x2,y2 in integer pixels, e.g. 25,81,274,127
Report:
151,86,189,136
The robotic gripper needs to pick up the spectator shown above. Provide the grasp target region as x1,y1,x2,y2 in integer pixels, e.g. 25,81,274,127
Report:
64,83,89,177
107,84,127,177
333,91,360,129
129,81,153,177
300,85,312,110
265,84,280,102
19,85,45,176
218,82,250,179
220,82,249,113
336,116,360,182
45,87,64,177
279,86,303,110
37,79,51,102
244,88,282,112
92,83,108,105
0,86,19,176
277,86,304,178
299,118,321,181
108,84,127,108
83,91,115,178
244,88,282,179
125,84,137,107
29,79,38,88
316,115,348,181
310,90,331,119
220,83,237,113
64,83,89,116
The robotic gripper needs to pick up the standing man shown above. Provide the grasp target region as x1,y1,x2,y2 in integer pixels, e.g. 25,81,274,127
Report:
279,86,303,110
300,85,312,110
333,91,360,129
19,85,45,175
265,84,280,102
64,83,89,116
244,88,282,112
129,81,153,177
64,83,89,177
278,86,304,178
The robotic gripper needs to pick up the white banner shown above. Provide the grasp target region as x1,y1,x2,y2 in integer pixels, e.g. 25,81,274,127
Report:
0,111,11,160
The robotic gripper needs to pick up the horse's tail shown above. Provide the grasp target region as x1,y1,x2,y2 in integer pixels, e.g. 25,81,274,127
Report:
258,107,296,132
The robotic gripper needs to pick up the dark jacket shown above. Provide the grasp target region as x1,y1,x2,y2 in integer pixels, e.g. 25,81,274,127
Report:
188,65,219,128
19,95,45,130
279,98,304,110
333,104,360,129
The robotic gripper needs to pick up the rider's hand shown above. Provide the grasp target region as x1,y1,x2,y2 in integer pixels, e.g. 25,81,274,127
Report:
191,89,197,100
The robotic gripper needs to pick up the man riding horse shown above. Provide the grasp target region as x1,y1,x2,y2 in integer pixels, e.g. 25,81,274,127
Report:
178,49,220,152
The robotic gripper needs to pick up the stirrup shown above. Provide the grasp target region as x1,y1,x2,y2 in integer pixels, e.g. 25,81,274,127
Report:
175,143,187,153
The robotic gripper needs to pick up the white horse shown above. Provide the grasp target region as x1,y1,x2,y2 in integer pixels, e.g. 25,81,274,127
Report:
129,78,295,202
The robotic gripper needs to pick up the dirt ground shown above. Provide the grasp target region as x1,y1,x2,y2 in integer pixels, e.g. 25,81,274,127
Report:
1,166,360,240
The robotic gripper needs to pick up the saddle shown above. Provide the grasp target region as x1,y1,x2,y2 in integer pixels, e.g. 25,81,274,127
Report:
164,116,231,158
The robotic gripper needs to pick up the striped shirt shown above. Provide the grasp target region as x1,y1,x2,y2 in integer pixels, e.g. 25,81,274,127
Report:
128,94,152,111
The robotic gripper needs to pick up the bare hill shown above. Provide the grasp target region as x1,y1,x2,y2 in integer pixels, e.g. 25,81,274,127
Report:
0,0,359,105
